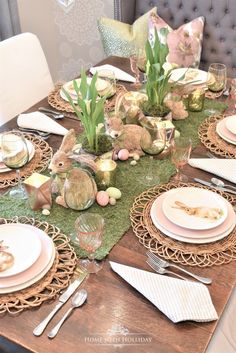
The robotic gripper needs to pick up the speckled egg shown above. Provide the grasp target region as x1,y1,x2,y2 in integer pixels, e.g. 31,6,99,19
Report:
106,187,122,200
96,191,109,207
118,149,130,161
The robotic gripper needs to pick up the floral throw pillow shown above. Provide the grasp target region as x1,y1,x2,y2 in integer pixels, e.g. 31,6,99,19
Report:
149,13,205,68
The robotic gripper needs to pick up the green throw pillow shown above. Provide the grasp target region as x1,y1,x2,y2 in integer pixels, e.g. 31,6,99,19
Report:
98,7,157,57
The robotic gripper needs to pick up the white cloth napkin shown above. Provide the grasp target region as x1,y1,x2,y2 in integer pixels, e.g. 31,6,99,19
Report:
90,64,135,83
110,261,218,323
17,112,68,136
188,158,236,184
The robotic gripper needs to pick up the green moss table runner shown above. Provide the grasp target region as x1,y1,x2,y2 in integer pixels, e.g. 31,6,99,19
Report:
0,99,226,259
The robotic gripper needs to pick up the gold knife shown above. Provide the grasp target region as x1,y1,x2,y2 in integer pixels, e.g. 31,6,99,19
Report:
33,271,87,336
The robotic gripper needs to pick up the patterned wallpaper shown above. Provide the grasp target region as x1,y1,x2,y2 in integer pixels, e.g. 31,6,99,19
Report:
17,0,113,82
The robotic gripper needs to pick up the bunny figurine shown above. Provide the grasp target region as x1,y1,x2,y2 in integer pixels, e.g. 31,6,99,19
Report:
49,129,98,209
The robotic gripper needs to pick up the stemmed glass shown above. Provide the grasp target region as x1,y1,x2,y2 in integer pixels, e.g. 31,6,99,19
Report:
130,47,146,88
75,213,104,274
0,131,29,198
171,137,192,183
139,118,166,186
204,63,227,116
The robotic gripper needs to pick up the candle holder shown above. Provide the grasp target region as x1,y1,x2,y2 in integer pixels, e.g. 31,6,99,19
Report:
188,89,205,112
23,173,52,210
95,159,117,190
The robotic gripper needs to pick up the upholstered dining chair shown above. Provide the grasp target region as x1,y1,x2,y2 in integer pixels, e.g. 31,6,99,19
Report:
0,32,54,127
114,0,236,77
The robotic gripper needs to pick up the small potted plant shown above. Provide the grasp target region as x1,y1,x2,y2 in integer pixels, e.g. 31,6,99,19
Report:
62,71,112,154
141,28,177,119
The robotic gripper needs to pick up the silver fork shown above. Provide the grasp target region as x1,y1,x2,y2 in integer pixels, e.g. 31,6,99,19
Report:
146,258,187,280
146,251,212,285
17,127,51,139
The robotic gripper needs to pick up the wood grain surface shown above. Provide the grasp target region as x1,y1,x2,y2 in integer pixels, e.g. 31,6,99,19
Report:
0,56,235,353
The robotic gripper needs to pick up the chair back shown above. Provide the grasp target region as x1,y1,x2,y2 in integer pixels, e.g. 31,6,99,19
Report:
0,32,54,126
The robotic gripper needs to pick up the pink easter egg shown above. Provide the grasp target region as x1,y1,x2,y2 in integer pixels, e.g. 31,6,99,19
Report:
96,191,109,207
118,149,129,161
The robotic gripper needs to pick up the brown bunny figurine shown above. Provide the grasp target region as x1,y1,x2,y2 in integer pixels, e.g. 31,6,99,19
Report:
49,129,97,208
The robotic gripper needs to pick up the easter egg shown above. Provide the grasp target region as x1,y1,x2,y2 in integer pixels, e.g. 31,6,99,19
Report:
109,197,116,205
174,130,180,139
118,149,129,161
133,153,140,161
96,191,109,207
106,187,122,200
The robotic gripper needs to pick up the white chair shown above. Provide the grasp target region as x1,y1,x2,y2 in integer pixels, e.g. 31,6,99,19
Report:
0,32,54,126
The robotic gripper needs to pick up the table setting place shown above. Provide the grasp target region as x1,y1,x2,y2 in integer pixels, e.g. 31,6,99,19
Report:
1,30,236,347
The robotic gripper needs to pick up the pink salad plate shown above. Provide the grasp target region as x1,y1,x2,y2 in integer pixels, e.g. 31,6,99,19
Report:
150,191,235,244
216,117,236,145
0,224,55,294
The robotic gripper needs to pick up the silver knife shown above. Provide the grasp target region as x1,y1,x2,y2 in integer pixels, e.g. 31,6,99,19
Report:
194,178,236,195
38,107,61,115
33,272,87,336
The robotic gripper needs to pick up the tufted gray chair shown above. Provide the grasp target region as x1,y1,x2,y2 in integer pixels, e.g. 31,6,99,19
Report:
114,0,236,77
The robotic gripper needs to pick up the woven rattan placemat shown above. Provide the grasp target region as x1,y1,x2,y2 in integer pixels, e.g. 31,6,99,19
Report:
130,182,236,268
48,84,127,114
198,115,236,158
0,216,77,315
0,133,53,189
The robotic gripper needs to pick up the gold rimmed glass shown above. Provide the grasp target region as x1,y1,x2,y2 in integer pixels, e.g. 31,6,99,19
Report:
0,131,29,198
207,63,227,92
205,63,227,116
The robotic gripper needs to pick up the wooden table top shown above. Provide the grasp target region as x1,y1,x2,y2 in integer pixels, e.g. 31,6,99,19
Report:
0,57,236,353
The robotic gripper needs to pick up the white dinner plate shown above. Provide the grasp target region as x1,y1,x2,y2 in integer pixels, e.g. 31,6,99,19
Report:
0,223,42,277
151,191,235,244
0,225,55,293
162,187,228,230
169,68,208,85
0,139,35,173
216,118,236,145
151,208,235,244
225,115,236,135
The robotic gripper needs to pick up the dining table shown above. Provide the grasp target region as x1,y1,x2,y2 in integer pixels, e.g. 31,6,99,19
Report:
0,56,236,353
